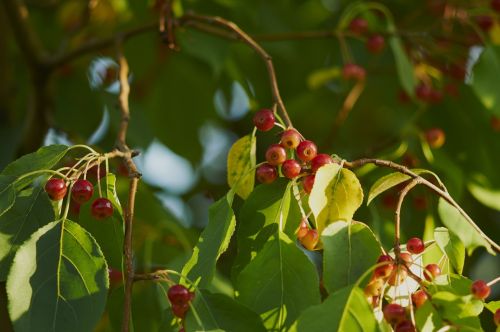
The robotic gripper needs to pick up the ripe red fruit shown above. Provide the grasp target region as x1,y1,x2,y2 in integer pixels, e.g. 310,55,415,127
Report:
375,255,394,279
411,290,428,308
364,278,384,297
399,252,413,267
302,175,315,194
280,129,301,149
395,320,415,332
71,179,94,204
492,0,500,12
415,83,432,102
366,34,385,54
265,144,287,166
45,178,67,201
91,198,114,219
168,284,193,305
253,109,275,131
297,219,309,239
256,163,278,184
383,303,406,325
471,280,491,300
342,63,366,81
425,128,445,149
300,229,319,250
282,159,301,179
349,17,368,35
406,237,425,254
172,303,190,318
424,264,441,281
297,140,318,162
476,16,494,32
311,154,334,173
108,268,123,285
495,308,500,326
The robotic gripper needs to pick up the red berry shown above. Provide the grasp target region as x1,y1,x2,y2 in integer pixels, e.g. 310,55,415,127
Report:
395,320,415,332
366,34,385,54
168,284,192,305
411,290,428,308
349,18,368,35
364,278,384,297
424,264,441,281
45,178,67,201
342,63,366,81
415,83,432,102
172,303,190,318
383,303,406,325
297,219,309,239
256,163,278,184
492,0,500,12
282,159,301,179
375,255,394,279
297,140,318,162
406,237,425,254
399,252,413,267
265,144,287,166
108,268,123,285
476,16,494,32
302,175,315,194
280,129,301,149
253,109,275,131
91,198,114,219
495,308,500,325
311,154,334,173
71,179,94,204
471,280,491,300
300,229,319,250
425,128,445,149
491,116,500,132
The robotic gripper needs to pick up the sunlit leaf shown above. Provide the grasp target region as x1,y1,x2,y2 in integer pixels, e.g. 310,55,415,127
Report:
471,45,500,117
434,227,465,274
227,134,256,199
467,182,500,212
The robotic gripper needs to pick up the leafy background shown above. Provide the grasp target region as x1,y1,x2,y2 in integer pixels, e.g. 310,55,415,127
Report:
0,0,499,331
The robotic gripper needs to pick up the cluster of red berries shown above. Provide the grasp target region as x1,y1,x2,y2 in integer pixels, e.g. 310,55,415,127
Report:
167,284,195,327
45,173,113,220
253,109,336,250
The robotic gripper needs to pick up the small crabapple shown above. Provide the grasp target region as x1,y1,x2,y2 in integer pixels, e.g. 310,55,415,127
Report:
91,198,114,219
383,303,406,325
253,109,275,131
471,280,491,300
45,178,67,201
300,229,319,250
265,144,287,166
406,237,425,254
311,154,334,173
411,290,428,308
256,163,278,184
297,140,318,162
282,159,301,179
302,175,315,194
424,264,441,281
280,129,301,149
71,179,94,204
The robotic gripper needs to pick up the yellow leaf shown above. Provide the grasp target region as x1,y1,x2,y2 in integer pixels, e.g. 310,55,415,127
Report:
227,135,256,199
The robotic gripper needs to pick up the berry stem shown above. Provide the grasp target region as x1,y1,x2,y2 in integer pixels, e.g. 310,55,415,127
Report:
15,169,70,183
487,276,500,287
61,181,74,220
68,144,98,154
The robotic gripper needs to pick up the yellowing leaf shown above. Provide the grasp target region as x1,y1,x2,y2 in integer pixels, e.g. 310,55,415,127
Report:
227,135,256,199
309,164,363,234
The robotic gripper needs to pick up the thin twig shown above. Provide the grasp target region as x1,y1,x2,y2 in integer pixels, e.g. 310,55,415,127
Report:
394,179,420,256
344,158,500,252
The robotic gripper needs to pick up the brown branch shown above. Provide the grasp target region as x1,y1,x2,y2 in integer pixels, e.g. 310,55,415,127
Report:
394,179,420,256
344,158,500,253
180,13,293,128
114,46,141,332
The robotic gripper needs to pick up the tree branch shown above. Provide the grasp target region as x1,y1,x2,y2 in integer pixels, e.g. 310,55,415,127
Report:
394,179,420,256
344,158,500,253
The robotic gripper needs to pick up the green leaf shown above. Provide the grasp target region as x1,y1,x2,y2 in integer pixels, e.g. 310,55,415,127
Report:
471,45,500,117
7,219,108,332
367,169,443,205
227,134,256,199
415,301,443,332
182,193,235,288
434,227,465,274
1,145,69,189
185,290,266,332
0,186,55,280
322,221,382,293
486,301,500,313
236,232,320,331
437,198,494,255
431,291,484,327
232,179,300,277
309,164,363,234
0,175,16,218
467,182,500,211
388,34,417,97
291,286,377,332
79,178,125,269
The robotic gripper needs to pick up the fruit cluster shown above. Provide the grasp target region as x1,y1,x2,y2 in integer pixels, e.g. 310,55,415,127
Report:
44,163,114,220
253,109,337,250
167,284,195,330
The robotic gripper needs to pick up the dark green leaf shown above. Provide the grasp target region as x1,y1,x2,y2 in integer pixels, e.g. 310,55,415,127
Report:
182,193,235,288
185,290,266,332
7,219,108,332
236,232,320,331
291,286,377,332
0,175,16,218
322,221,382,293
0,186,54,280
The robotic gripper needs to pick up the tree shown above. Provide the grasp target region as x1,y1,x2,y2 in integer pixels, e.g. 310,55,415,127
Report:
0,0,499,331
